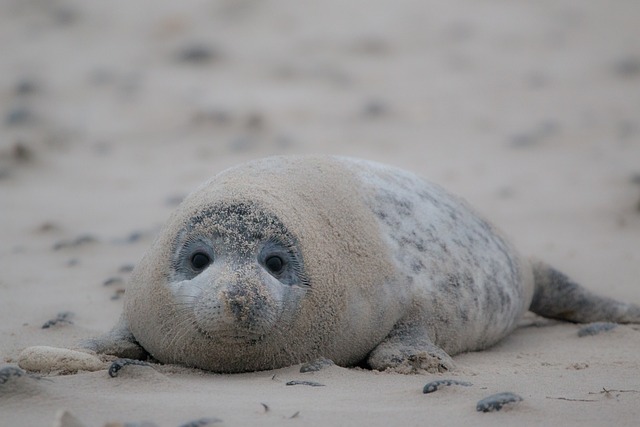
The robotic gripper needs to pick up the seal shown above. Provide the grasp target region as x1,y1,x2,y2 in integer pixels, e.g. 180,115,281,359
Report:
82,155,640,373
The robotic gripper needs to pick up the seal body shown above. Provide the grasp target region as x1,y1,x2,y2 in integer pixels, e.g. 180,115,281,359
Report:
85,155,640,373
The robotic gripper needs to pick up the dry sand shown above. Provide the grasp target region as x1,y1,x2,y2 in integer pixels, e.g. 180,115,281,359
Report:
1,0,640,425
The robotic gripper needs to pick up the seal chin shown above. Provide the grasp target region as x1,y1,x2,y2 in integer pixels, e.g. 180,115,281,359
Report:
195,323,269,344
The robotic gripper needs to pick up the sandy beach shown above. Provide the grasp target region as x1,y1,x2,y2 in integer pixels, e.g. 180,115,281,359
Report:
2,1,640,425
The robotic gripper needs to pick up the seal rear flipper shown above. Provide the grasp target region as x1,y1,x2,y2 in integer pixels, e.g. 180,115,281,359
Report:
78,315,149,361
366,324,454,373
530,260,640,323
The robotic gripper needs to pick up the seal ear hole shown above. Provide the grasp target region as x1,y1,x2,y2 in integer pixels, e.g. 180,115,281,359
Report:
190,252,212,271
265,255,284,275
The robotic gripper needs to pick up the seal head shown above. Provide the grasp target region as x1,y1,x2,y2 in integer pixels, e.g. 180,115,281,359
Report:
123,156,400,372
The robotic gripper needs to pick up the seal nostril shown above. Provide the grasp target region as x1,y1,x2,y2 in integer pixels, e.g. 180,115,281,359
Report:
229,299,244,319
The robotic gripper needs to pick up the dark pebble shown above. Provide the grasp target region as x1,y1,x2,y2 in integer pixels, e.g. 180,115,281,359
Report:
110,289,126,300
112,230,151,245
53,235,97,250
362,100,388,118
177,417,223,427
286,380,325,387
35,222,59,233
244,112,265,131
0,366,26,384
422,379,472,394
175,44,221,64
15,79,39,96
578,322,618,337
108,359,151,378
11,142,33,162
126,231,144,243
476,392,523,412
119,264,135,273
41,311,74,329
300,357,334,373
613,57,640,78
5,107,36,126
0,365,45,395
114,422,158,427
103,277,124,286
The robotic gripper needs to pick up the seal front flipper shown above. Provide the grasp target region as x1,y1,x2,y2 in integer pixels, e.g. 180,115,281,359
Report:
530,260,640,323
79,315,149,360
366,323,454,373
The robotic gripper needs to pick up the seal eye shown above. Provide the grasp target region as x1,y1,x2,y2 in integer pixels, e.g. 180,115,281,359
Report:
265,255,284,274
190,252,211,271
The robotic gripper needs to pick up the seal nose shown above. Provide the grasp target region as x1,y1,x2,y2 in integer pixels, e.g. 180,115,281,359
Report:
224,285,251,322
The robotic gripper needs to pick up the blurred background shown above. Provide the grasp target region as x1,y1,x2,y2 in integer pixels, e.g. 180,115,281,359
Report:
1,0,639,319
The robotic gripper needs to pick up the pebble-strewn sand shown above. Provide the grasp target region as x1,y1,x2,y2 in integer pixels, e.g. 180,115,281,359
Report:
2,1,639,426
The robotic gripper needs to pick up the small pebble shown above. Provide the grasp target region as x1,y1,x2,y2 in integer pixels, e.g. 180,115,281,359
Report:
177,417,223,427
10,142,33,162
112,230,153,245
175,43,220,64
53,235,96,251
244,112,265,131
36,222,59,233
103,277,124,286
42,311,74,329
285,380,325,387
5,107,35,126
126,231,143,243
476,392,523,412
0,365,44,396
422,379,472,394
300,357,334,373
110,289,126,300
108,359,151,378
0,366,27,384
119,264,135,273
578,322,618,337
362,100,388,118
613,56,640,78
103,422,158,427
15,79,39,96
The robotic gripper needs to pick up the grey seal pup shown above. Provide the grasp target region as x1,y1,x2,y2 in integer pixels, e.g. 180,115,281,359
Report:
83,155,640,373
